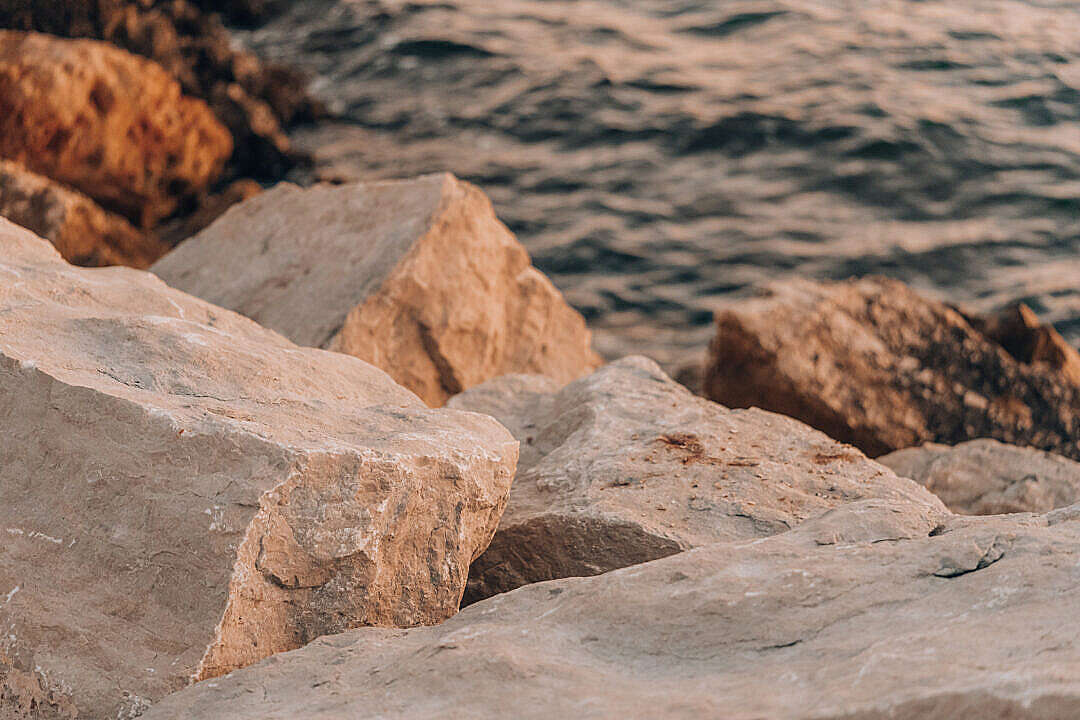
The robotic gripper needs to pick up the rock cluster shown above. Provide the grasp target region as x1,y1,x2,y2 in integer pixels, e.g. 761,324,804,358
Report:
704,277,1080,460
3,162,1080,718
141,499,1080,720
0,0,317,183
450,356,944,602
153,174,602,406
0,219,516,719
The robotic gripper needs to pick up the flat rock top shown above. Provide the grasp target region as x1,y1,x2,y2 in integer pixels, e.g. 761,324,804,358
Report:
152,174,453,349
451,356,944,542
143,500,1080,720
0,218,509,458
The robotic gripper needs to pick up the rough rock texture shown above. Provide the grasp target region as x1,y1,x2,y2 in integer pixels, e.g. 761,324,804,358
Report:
704,277,1080,460
0,160,166,268
0,31,232,227
449,356,946,602
974,303,1080,388
880,439,1080,516
0,220,517,719
153,173,602,406
141,499,1080,720
0,0,317,184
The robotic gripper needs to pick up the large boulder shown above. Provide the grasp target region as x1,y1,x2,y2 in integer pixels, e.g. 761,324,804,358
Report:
448,356,945,602
0,31,232,227
0,219,517,719
704,277,1080,459
141,500,1080,719
0,160,166,268
880,439,1080,515
153,174,602,406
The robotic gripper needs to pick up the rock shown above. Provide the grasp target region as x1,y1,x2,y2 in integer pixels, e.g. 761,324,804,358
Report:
0,0,320,184
0,31,233,227
704,277,1080,460
153,174,602,406
973,303,1080,388
448,356,945,603
140,500,1080,720
0,160,166,268
880,439,1080,515
0,219,517,719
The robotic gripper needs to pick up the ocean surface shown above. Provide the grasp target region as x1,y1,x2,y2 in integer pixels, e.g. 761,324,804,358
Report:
239,0,1080,369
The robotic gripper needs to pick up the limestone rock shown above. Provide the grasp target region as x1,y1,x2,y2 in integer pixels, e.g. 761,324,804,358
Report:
141,500,1080,719
704,277,1080,459
0,160,166,268
0,31,232,227
449,356,945,602
153,174,602,406
0,219,517,719
880,439,1080,515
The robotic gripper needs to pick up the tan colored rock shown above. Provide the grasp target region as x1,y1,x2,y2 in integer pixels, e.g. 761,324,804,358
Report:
974,303,1080,387
0,160,167,268
880,439,1080,516
0,219,517,719
704,277,1080,459
152,173,601,406
141,500,1080,720
0,31,232,227
448,356,945,602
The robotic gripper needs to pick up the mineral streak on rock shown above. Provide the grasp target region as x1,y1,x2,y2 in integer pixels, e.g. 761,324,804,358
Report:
0,219,517,719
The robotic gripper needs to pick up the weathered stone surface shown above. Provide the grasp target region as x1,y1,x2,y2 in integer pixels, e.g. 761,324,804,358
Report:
449,356,945,602
153,173,602,406
0,31,232,227
0,220,517,719
142,499,1080,720
880,439,1080,516
0,160,166,268
704,277,1080,459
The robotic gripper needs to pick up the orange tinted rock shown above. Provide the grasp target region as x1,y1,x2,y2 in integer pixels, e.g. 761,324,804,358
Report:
0,160,166,268
0,30,232,227
153,174,602,406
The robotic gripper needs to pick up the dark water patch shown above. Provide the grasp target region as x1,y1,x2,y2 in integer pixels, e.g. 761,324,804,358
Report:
389,38,495,58
678,11,788,37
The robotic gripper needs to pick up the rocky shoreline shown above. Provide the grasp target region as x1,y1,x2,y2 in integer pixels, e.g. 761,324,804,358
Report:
1,11,1079,720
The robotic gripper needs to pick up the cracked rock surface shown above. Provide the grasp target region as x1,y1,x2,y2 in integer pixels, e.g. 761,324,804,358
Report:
152,173,601,407
704,277,1080,460
0,220,517,719
881,439,1080,516
449,356,946,603
142,499,1080,720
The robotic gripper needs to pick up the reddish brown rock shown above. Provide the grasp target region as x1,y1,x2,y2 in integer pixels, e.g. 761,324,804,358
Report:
0,160,167,268
0,219,517,719
449,356,945,603
0,30,232,227
153,174,602,406
880,439,1080,516
704,277,1080,460
140,500,1080,720
0,0,318,184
